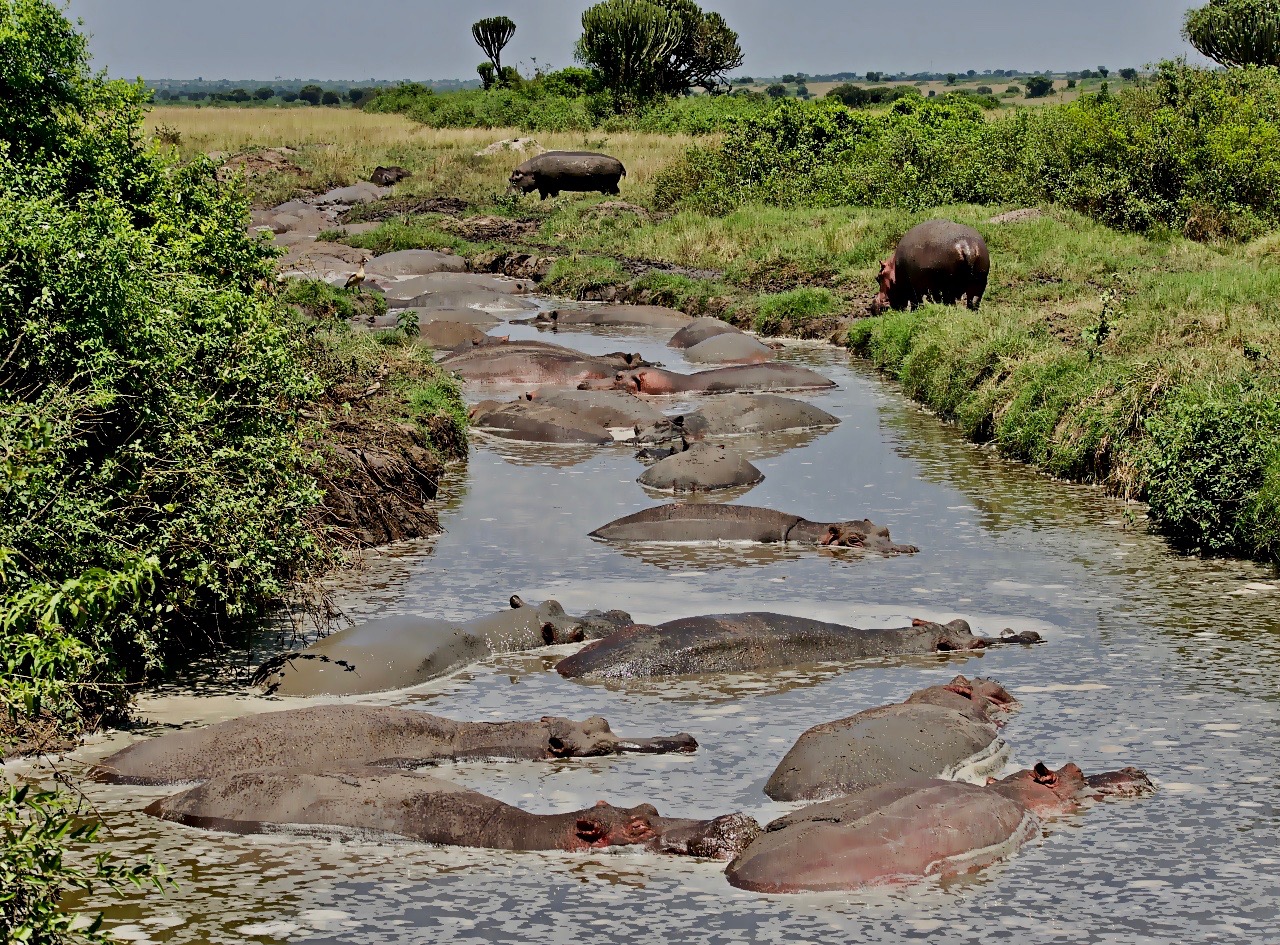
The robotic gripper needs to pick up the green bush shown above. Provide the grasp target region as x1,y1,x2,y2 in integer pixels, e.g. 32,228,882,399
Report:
753,287,842,334
1144,381,1280,554
654,63,1280,240
1,0,328,742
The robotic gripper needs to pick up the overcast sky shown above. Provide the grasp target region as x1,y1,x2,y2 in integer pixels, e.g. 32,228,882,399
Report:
66,0,1209,80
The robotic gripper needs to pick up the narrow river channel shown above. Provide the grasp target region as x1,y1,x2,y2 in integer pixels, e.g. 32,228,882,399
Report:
60,300,1280,944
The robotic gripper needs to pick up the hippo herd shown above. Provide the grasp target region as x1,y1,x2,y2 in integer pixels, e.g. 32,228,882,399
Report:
99,152,1152,897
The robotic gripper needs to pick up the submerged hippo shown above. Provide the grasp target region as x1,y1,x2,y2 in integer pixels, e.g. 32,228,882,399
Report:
364,250,468,279
684,334,776,365
526,305,692,331
419,320,490,350
442,343,648,387
636,395,840,444
637,443,764,493
253,596,631,697
668,317,743,349
470,400,615,445
594,365,836,396
764,676,1018,801
369,165,411,186
524,389,665,428
147,766,760,858
870,219,990,315
589,503,917,551
94,706,696,785
726,762,1154,892
556,615,1043,680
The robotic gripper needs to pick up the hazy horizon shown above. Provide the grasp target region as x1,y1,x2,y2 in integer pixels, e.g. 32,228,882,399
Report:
67,0,1209,82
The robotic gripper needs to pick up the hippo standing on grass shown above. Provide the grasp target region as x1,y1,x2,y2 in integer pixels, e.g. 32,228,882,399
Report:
509,151,626,200
726,762,1154,892
871,219,990,315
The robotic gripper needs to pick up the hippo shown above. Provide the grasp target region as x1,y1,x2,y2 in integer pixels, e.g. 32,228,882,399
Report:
589,503,916,551
93,706,696,785
594,365,836,396
369,165,412,186
389,288,537,314
636,395,840,444
419,320,490,350
251,596,632,697
637,443,764,493
726,763,1154,892
870,219,990,315
555,615,1044,680
668,317,743,349
763,676,1017,802
684,334,776,365
442,344,649,388
470,399,614,445
509,151,626,200
381,271,532,298
523,389,665,429
363,250,468,279
146,766,760,859
523,305,693,331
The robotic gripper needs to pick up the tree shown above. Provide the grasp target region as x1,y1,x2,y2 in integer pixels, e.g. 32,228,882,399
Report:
472,16,517,77
946,73,957,85
650,0,743,92
1119,67,1139,81
976,85,993,94
321,90,341,105
1184,0,1280,66
782,73,797,83
477,62,496,90
299,84,323,105
254,86,274,101
227,87,250,102
966,69,977,77
281,91,299,102
765,82,786,98
1097,65,1110,77
578,0,684,103
1067,78,1077,88
187,91,206,101
1024,75,1054,97
795,82,809,98
866,70,882,82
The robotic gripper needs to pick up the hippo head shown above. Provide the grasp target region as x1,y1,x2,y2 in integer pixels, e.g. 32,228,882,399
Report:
651,812,763,861
869,257,895,315
993,762,1154,817
540,716,698,758
820,521,918,553
523,597,630,645
634,414,685,445
567,801,663,851
945,675,1019,714
509,169,538,194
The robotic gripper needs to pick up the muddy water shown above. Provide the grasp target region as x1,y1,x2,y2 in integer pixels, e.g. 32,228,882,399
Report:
57,309,1280,944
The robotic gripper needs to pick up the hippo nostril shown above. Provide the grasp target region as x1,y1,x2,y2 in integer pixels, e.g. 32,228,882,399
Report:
548,736,570,756
541,623,557,645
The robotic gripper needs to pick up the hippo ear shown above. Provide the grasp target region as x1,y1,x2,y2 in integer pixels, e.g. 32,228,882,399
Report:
510,595,525,609
820,525,840,546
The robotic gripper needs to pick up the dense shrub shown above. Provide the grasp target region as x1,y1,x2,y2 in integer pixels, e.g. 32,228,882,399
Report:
656,62,1280,239
1,0,327,742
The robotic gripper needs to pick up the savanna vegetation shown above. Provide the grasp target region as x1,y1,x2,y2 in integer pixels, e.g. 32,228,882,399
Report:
1,3,465,939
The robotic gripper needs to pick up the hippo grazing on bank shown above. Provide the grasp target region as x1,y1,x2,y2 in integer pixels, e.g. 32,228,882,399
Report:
147,767,760,859
870,219,990,315
591,364,836,396
589,503,916,551
764,676,1017,802
637,394,840,444
252,596,631,697
369,165,411,186
94,706,695,785
555,615,1043,680
638,443,764,493
524,305,692,331
726,762,1154,892
509,151,626,200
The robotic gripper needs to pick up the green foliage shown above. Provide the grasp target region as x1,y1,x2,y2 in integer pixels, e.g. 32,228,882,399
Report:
753,287,842,334
1025,75,1054,97
1144,381,1280,554
655,63,1280,240
765,83,786,99
1120,68,1139,81
472,16,517,75
321,90,341,105
579,0,685,106
1184,0,1280,67
299,84,322,105
254,86,274,101
1,0,331,745
2,781,168,945
281,278,388,322
826,84,921,107
542,255,628,296
477,62,496,91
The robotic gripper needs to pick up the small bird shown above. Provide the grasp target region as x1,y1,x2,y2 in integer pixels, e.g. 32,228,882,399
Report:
344,262,366,293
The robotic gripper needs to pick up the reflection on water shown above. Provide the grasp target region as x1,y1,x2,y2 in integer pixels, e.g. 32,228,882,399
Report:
47,309,1280,944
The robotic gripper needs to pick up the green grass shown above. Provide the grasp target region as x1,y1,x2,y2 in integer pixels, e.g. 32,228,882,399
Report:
754,288,845,335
